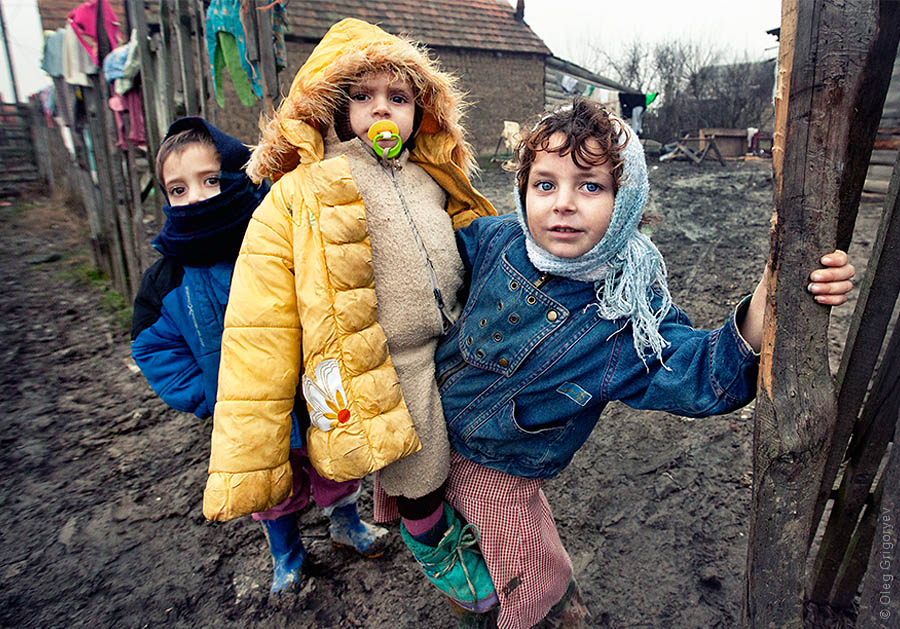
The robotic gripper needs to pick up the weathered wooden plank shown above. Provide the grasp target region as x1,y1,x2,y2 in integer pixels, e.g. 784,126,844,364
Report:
51,77,104,267
255,0,279,114
813,127,900,555
27,98,53,189
158,0,178,123
857,441,900,625
173,0,200,115
96,73,141,298
193,0,215,123
743,1,900,626
830,481,884,609
771,0,797,187
810,317,900,603
870,150,899,166
127,0,164,233
83,82,126,289
127,0,161,165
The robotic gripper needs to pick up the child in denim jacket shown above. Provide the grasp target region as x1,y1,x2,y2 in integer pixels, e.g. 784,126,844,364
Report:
431,99,855,628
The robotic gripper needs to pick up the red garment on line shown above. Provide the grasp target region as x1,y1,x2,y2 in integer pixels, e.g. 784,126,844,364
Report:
68,0,124,65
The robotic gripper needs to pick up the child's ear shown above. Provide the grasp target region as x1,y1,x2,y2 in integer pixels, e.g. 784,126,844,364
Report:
418,110,440,135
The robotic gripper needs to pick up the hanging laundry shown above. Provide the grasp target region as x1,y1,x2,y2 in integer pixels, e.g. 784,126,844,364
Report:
103,30,141,94
68,0,125,65
41,28,65,78
108,86,147,150
618,93,647,120
560,75,578,94
39,86,56,126
206,0,262,108
62,23,96,87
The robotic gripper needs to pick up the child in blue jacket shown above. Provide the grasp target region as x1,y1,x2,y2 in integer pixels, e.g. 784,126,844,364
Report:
130,117,388,597
426,99,855,628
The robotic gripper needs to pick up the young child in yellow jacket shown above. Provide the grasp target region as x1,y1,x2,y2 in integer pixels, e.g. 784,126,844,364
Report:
203,18,498,612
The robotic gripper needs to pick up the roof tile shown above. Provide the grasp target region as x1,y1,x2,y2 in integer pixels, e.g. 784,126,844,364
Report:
286,0,551,54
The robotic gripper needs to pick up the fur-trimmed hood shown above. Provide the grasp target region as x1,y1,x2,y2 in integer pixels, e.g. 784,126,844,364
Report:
247,18,476,183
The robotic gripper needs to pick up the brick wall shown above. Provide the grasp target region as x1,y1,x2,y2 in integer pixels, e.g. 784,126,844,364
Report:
429,47,545,156
215,42,545,156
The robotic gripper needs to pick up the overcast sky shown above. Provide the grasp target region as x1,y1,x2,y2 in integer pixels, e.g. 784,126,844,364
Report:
0,0,784,103
516,0,782,67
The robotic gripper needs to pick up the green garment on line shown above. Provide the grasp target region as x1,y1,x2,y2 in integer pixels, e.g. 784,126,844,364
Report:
213,31,257,108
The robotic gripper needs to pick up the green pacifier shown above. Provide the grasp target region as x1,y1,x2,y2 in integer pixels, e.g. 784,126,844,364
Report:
368,120,403,159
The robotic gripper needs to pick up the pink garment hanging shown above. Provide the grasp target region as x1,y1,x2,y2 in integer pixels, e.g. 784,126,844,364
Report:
68,0,124,65
108,87,146,150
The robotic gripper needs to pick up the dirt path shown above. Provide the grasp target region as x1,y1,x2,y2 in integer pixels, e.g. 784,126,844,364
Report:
0,159,876,628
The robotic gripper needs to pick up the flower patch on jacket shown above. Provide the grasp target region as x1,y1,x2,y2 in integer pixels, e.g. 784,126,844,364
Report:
302,359,351,431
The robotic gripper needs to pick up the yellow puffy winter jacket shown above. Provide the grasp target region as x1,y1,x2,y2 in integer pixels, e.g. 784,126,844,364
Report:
203,18,495,521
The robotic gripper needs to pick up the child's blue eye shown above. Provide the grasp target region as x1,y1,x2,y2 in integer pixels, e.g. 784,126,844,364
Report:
536,181,554,192
583,182,602,193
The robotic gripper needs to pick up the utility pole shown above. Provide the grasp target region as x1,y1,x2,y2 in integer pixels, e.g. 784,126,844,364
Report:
0,0,20,102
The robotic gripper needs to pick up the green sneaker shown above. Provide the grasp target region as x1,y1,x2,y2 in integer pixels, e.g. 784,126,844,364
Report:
400,504,498,613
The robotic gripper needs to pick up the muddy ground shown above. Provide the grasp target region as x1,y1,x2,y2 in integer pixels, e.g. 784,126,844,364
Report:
0,157,878,628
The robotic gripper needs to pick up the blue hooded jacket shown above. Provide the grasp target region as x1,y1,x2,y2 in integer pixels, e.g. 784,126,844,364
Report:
130,118,269,418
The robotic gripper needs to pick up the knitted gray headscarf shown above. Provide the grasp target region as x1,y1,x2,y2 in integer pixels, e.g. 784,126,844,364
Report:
516,129,672,367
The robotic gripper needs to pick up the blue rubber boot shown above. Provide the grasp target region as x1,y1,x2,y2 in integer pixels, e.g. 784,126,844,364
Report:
260,514,306,596
329,501,390,558
400,504,498,613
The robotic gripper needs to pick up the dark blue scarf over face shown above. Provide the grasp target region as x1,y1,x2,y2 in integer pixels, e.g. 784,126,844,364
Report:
151,117,270,267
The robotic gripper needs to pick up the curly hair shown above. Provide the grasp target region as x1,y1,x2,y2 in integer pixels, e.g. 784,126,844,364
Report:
515,98,629,209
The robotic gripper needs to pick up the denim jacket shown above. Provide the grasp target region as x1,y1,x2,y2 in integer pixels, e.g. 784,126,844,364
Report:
435,215,760,478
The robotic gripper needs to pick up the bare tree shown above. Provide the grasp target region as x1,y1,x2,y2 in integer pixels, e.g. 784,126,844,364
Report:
589,36,775,142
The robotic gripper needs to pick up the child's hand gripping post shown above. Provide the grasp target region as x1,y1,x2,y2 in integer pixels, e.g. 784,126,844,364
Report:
368,120,403,159
740,250,856,353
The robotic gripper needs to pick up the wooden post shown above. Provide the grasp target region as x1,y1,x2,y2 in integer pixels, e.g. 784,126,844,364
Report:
253,0,279,114
193,0,215,123
52,78,104,267
127,0,161,165
743,1,899,625
811,5,900,543
83,82,127,290
173,0,200,116
158,0,178,121
126,0,163,229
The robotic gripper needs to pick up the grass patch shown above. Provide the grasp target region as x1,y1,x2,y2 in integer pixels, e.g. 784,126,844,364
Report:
0,200,34,224
66,263,133,331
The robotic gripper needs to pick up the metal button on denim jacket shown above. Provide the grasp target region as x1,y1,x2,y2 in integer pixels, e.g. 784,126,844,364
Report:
436,216,760,479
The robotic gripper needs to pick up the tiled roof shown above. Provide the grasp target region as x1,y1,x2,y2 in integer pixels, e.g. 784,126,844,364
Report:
37,0,127,31
287,0,551,55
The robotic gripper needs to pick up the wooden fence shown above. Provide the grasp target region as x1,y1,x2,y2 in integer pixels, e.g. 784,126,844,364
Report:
23,0,279,300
